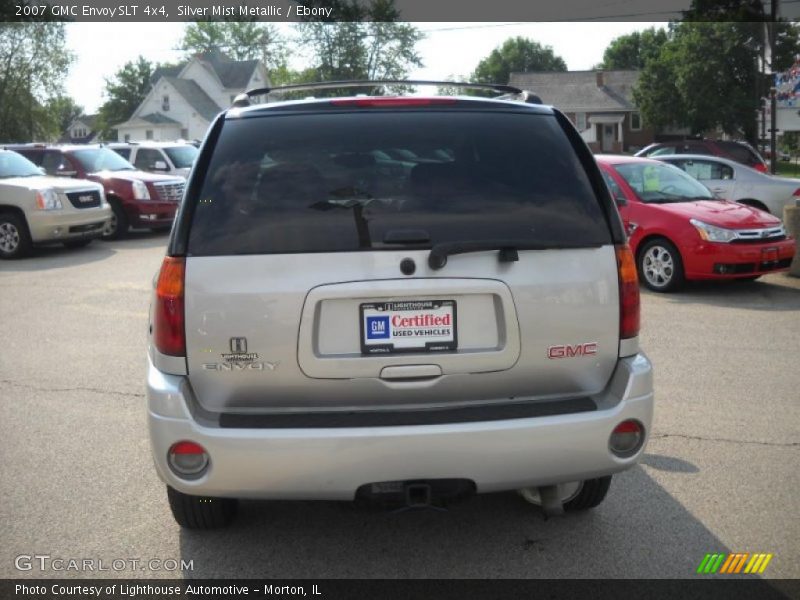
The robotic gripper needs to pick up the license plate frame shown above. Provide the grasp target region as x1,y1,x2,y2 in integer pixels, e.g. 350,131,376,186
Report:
360,299,458,355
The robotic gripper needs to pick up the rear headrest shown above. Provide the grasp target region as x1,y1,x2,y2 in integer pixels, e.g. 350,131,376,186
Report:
257,163,327,204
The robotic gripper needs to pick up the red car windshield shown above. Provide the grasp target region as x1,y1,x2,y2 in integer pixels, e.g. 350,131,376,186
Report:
614,162,716,203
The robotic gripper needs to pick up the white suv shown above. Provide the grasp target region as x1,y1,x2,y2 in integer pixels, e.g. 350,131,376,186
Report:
147,81,654,528
0,150,110,259
112,142,198,179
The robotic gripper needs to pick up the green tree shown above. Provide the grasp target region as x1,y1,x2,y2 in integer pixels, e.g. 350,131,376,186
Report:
0,22,74,142
633,21,800,145
95,57,154,140
180,21,287,72
600,28,668,70
471,37,566,86
46,95,84,138
294,0,423,92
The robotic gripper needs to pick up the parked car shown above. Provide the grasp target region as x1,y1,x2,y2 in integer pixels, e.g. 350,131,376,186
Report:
10,145,185,239
0,150,110,259
597,155,796,291
635,139,768,173
110,141,198,179
654,154,800,218
147,81,653,529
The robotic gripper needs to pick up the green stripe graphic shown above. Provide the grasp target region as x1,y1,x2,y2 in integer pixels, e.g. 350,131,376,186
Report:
709,554,726,573
697,554,713,573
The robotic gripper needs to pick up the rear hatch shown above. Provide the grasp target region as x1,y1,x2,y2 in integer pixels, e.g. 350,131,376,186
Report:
180,102,621,414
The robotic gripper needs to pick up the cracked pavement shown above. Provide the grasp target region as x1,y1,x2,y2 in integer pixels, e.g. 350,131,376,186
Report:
1,232,798,579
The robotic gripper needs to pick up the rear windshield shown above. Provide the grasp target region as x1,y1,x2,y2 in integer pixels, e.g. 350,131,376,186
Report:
187,110,611,255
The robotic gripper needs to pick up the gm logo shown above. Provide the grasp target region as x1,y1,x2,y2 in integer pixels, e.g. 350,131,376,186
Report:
366,316,390,340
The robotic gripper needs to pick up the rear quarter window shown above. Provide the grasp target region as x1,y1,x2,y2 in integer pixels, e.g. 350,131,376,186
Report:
186,110,612,255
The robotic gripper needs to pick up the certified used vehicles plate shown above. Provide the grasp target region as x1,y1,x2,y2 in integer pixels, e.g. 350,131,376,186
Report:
360,300,457,355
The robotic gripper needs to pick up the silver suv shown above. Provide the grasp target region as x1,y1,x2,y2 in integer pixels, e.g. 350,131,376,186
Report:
147,81,653,528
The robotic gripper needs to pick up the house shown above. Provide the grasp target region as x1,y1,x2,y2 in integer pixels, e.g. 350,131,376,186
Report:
115,50,270,143
63,114,98,143
508,70,655,153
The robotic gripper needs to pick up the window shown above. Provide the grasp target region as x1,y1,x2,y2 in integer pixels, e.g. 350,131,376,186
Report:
673,159,734,181
134,148,164,171
630,112,642,131
146,130,153,140
162,95,170,111
42,152,70,175
600,170,625,201
124,134,131,142
576,112,587,131
188,111,612,256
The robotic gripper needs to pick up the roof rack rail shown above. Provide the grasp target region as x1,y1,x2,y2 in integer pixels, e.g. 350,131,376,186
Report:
231,80,536,107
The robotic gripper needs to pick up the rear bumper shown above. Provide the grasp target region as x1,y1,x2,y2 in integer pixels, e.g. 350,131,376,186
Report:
147,354,654,500
684,238,796,279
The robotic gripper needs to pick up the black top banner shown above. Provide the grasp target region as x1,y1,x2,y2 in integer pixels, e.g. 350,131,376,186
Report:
4,0,800,22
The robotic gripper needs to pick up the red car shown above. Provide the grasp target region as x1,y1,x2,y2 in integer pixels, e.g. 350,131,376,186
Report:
635,139,768,173
596,155,796,292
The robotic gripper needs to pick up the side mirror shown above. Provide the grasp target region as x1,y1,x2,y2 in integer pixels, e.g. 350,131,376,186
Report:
153,160,168,171
614,194,628,207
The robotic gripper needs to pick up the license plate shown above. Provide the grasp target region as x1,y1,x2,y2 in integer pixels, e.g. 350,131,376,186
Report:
360,300,457,355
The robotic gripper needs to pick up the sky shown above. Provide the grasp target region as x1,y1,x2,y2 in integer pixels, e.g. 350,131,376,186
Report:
65,21,664,113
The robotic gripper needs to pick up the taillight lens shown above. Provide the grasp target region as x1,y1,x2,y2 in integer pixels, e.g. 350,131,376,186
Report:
793,188,800,197
609,419,645,457
168,441,209,477
330,97,458,107
154,256,185,356
616,244,640,339
754,163,768,173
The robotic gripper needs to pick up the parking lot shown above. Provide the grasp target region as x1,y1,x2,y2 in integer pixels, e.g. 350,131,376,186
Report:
1,233,798,580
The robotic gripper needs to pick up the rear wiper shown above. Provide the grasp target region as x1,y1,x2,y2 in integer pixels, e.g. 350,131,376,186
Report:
428,239,600,269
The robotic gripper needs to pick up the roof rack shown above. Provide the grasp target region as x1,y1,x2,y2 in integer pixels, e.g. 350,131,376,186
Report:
231,80,540,107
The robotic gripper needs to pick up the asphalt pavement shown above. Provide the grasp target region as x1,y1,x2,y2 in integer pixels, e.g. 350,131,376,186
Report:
1,233,798,580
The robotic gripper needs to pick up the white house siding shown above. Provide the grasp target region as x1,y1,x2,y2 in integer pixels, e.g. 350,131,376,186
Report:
118,124,181,142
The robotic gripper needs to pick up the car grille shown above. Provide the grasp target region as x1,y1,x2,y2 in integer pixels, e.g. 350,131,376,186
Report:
64,189,101,209
731,225,786,243
152,180,185,203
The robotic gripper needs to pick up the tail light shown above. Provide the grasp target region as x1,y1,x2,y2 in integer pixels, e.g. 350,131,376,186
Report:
616,244,640,340
754,163,768,173
793,188,800,197
154,256,185,356
330,97,457,107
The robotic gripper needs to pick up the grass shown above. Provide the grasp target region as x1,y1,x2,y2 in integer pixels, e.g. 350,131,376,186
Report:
774,161,800,178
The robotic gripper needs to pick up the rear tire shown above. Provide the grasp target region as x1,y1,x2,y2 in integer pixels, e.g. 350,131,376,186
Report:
563,476,612,512
166,486,237,529
638,238,685,292
0,212,33,259
102,201,128,240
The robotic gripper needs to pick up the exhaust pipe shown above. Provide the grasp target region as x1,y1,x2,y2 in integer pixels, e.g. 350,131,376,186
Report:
537,485,565,517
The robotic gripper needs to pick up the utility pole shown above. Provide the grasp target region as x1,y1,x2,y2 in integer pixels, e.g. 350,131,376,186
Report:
769,0,778,174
